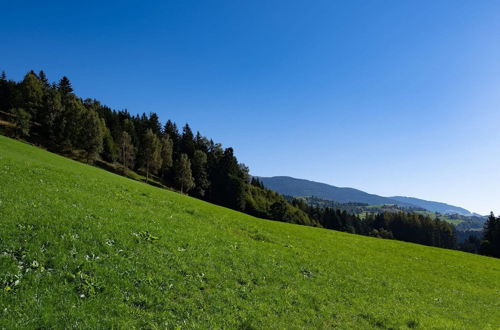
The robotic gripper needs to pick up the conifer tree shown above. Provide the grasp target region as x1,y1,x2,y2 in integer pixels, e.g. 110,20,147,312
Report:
180,123,195,157
148,112,162,136
191,150,209,197
164,120,179,141
58,76,73,95
38,70,50,88
480,213,500,257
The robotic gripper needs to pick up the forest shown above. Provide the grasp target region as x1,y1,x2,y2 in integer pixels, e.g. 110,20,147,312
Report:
0,70,498,257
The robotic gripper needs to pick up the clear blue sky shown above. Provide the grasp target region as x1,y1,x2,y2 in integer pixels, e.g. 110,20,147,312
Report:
2,1,499,215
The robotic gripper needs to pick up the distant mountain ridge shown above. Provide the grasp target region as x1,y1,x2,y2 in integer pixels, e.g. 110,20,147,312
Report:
257,176,473,216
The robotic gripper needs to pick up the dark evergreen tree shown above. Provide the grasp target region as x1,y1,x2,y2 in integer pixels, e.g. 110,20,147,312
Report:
180,123,195,158
480,213,500,257
191,150,209,197
58,76,73,95
148,112,162,136
38,70,50,88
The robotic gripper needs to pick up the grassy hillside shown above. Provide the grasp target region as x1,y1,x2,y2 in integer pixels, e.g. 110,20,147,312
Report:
1,136,499,329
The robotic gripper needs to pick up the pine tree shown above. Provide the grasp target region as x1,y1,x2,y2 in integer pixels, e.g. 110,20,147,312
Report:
148,112,162,136
164,120,179,141
180,123,195,157
480,213,500,257
0,71,11,112
191,150,209,197
174,153,194,193
58,76,73,95
38,70,50,88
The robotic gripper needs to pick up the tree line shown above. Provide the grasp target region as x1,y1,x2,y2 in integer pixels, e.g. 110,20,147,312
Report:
459,213,500,257
290,199,458,249
1,70,498,257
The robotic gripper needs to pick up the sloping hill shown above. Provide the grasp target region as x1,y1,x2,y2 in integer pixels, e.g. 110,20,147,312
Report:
390,196,472,216
258,176,409,206
1,136,499,328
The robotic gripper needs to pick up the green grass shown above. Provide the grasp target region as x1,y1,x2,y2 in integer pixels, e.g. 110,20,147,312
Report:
0,135,499,329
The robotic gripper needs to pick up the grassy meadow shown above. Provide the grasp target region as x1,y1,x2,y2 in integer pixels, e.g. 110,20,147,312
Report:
0,136,499,329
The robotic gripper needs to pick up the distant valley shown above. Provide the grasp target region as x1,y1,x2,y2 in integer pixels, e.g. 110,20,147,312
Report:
257,176,477,216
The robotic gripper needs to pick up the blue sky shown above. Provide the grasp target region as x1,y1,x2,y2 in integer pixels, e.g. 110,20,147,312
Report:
2,1,500,214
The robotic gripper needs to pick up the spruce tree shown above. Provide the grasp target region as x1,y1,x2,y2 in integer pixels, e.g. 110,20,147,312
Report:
58,76,73,95
148,112,162,136
180,123,195,157
480,213,500,257
38,70,50,88
191,150,209,197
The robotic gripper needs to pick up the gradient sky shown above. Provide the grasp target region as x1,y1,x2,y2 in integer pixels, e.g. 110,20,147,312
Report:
2,1,499,214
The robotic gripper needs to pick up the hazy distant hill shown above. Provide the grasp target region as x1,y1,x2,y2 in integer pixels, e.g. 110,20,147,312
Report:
257,176,410,206
258,176,473,215
389,196,472,216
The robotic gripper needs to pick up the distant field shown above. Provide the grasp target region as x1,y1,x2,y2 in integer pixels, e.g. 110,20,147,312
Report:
413,210,464,225
1,136,499,329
